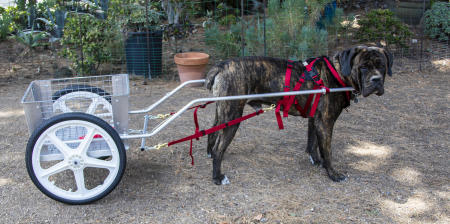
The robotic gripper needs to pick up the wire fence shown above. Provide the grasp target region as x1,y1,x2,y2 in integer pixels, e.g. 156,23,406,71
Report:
0,0,448,82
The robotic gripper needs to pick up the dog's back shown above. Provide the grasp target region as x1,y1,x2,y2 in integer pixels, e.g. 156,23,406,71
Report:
205,57,292,97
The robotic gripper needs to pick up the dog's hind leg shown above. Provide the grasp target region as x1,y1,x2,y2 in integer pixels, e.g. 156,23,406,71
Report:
206,110,219,158
211,101,245,185
306,118,322,166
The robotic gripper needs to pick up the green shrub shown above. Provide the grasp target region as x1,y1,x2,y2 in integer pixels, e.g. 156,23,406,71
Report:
3,6,27,31
205,0,339,59
184,0,205,18
205,23,241,58
263,0,339,59
61,14,117,75
14,30,49,48
109,0,162,33
423,2,449,41
16,0,26,11
219,14,237,26
356,9,412,48
0,13,12,41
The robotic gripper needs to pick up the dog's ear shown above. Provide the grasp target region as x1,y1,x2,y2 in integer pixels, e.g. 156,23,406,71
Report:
336,47,360,76
382,48,393,76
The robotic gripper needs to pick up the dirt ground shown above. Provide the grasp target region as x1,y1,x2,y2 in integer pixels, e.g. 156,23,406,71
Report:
0,55,448,224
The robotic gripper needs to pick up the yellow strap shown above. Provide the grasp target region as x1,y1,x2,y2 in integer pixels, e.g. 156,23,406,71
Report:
153,143,168,150
156,113,172,119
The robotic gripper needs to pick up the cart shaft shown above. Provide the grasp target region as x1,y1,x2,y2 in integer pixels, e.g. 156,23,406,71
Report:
121,85,354,140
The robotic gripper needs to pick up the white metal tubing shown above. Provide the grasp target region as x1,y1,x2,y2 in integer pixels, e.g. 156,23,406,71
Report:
120,87,354,140
140,114,149,150
128,79,206,114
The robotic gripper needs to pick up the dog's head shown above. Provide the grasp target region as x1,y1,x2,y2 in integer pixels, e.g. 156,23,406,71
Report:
334,46,393,97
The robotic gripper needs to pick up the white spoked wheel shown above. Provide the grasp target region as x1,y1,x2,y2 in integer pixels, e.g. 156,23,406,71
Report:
53,91,113,123
26,113,126,204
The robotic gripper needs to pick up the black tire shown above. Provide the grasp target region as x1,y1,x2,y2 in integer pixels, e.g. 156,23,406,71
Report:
25,112,126,205
52,84,111,103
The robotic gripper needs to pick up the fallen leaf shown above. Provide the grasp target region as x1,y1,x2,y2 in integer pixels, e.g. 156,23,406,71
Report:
253,213,263,221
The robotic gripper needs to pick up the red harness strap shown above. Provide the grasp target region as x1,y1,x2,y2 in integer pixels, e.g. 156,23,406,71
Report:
322,57,350,101
168,109,265,146
190,101,214,164
193,101,214,140
275,60,294,129
168,107,266,165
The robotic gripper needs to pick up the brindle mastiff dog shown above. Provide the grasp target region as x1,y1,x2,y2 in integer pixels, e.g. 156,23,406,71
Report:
205,46,393,185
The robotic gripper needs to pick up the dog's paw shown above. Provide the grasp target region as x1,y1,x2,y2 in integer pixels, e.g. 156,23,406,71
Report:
309,155,322,166
213,175,230,185
221,175,230,185
327,169,347,182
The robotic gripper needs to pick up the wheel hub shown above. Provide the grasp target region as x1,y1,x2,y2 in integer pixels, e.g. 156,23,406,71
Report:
68,155,84,170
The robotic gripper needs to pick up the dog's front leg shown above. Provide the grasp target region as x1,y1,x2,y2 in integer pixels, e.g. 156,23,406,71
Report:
306,118,322,166
315,117,347,182
207,132,217,158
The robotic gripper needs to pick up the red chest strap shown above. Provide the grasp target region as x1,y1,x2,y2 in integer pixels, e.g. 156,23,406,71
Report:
322,57,350,101
275,60,294,129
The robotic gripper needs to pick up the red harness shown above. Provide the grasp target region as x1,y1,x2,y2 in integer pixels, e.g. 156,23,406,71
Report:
275,57,350,129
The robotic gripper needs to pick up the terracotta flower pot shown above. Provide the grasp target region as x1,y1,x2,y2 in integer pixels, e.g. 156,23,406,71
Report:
174,52,210,87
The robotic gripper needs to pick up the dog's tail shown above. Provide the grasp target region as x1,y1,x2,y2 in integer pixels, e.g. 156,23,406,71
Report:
205,65,221,91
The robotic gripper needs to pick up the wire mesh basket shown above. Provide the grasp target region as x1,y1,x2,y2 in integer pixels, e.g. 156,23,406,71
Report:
21,74,130,135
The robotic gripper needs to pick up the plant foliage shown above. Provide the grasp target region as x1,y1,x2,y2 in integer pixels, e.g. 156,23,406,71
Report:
205,0,340,60
356,9,412,47
204,22,241,59
14,30,50,48
3,5,28,31
109,0,162,33
0,12,12,41
61,14,117,75
423,2,449,41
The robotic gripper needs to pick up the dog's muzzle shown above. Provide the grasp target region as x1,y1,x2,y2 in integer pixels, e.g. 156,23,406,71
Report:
362,76,384,97
371,76,384,96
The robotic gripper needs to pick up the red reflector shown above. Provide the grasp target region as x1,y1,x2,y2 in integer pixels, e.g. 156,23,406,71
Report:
79,134,102,140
